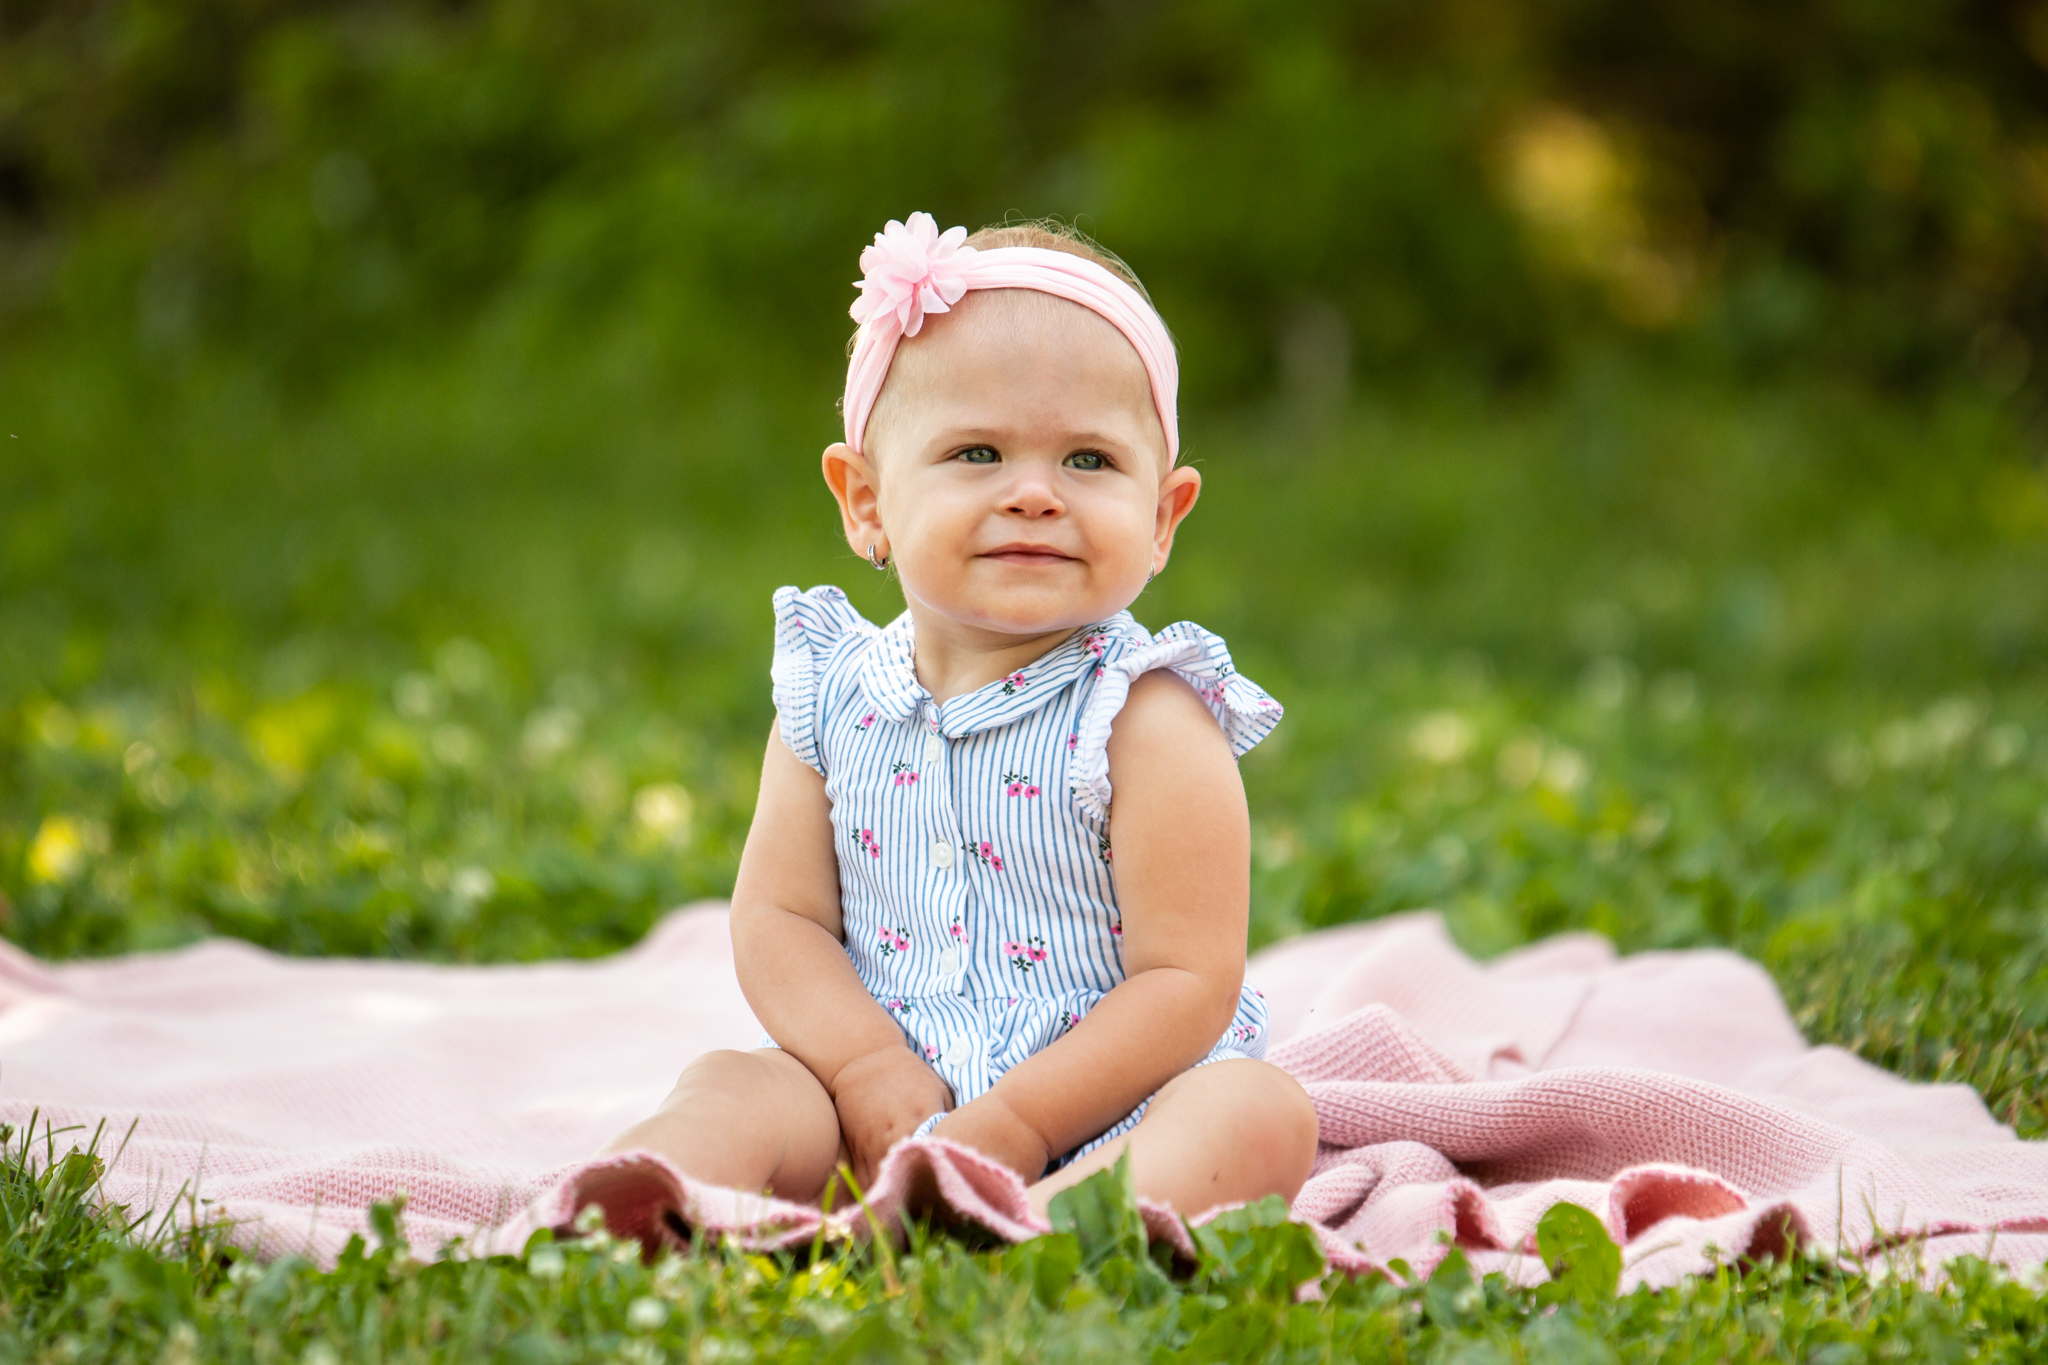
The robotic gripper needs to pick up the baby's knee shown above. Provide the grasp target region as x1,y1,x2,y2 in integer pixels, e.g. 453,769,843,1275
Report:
1202,1061,1318,1186
1247,1063,1319,1165
664,1048,776,1104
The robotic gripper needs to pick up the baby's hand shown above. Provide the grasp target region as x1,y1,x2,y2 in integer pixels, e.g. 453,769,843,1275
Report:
828,1046,954,1192
929,1093,1053,1187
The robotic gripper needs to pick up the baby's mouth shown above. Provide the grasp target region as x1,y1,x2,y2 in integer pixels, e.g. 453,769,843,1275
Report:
980,544,1079,567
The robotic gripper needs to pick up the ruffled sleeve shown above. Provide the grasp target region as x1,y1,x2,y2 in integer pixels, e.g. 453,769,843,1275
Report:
1069,621,1284,819
770,585,874,775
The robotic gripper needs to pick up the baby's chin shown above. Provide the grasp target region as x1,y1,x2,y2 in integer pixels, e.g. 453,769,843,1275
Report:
911,579,1139,639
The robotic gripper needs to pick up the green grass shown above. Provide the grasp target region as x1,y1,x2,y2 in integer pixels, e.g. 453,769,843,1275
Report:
4,333,2048,1357
8,1119,2048,1363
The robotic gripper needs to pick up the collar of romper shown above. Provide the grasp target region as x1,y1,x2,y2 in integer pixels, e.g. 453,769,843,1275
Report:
857,609,1140,737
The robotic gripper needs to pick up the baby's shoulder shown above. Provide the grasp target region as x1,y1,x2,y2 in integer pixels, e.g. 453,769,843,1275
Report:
1108,666,1223,741
774,585,892,688
770,585,883,774
773,585,876,659
1068,616,1284,818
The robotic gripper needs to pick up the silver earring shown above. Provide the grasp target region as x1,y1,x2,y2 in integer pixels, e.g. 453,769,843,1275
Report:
868,543,889,571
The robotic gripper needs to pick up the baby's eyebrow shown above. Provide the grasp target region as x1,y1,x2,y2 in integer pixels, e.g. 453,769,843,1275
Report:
930,424,1138,449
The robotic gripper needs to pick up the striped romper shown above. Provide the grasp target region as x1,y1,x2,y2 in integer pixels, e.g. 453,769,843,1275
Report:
768,585,1285,1159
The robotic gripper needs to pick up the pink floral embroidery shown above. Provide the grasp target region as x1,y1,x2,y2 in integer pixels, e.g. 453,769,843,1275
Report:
1000,671,1028,696
884,998,907,1012
1230,1022,1259,1046
875,925,910,956
964,840,1004,872
856,711,877,730
923,1043,939,1061
891,760,920,787
1059,1010,1083,1033
1002,936,1049,972
858,828,881,858
1109,920,1122,937
1096,835,1113,865
1066,734,1079,751
1082,630,1108,658
948,918,965,941
1001,771,1040,798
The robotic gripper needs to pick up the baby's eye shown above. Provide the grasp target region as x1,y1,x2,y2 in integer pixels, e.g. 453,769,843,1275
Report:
954,446,1000,465
1065,450,1109,471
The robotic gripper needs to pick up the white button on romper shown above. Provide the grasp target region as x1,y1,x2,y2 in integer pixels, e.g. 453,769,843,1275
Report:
769,585,1284,1160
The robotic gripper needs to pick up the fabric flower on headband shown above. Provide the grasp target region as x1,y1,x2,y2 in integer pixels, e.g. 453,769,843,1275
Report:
850,212,979,337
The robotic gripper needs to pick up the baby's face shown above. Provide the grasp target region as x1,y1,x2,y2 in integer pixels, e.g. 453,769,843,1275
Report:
834,289,1196,641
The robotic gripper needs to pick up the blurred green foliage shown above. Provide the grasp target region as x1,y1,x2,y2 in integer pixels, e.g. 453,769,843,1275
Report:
4,0,2048,393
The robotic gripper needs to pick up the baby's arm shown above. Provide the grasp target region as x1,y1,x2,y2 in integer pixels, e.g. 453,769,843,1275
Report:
931,670,1250,1180
732,721,954,1188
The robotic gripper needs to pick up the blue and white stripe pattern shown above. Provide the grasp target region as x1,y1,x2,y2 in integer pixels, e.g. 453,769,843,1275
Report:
769,585,1284,1158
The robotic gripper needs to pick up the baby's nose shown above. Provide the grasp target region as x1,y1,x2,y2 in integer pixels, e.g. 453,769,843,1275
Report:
1004,474,1064,517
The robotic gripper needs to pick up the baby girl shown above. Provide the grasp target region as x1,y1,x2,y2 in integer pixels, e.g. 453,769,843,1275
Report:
599,213,1318,1222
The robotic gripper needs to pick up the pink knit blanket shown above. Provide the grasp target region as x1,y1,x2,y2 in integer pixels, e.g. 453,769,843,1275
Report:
3,906,2042,1287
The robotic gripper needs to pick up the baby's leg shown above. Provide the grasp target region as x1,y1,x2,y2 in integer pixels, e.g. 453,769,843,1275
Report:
596,1047,845,1201
1026,1059,1318,1224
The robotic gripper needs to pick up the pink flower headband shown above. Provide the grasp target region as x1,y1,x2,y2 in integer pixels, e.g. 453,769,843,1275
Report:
841,213,1180,461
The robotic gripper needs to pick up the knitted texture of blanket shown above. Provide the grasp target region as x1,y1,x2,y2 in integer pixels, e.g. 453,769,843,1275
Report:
2,906,2042,1287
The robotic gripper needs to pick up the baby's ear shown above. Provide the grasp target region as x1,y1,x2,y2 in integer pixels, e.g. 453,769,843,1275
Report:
1153,463,1202,566
822,443,887,557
